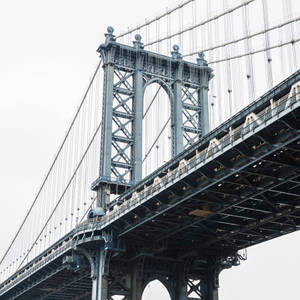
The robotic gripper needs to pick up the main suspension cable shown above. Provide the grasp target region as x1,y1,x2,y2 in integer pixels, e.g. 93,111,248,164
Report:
183,15,300,57
206,38,300,64
144,0,255,47
117,0,195,39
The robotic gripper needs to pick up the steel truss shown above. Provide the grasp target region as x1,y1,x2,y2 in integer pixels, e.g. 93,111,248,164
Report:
182,86,202,148
111,68,135,181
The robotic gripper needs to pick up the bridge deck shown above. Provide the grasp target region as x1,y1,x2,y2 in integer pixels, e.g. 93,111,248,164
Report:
1,70,300,299
100,69,300,251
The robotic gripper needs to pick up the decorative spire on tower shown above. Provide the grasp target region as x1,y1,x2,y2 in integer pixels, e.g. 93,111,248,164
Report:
133,34,144,49
197,52,208,66
171,45,182,60
104,26,116,44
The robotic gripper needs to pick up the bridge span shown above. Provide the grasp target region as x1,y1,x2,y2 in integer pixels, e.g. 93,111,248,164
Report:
1,64,299,299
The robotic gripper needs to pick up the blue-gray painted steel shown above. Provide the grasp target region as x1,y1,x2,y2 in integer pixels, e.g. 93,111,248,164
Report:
94,27,213,210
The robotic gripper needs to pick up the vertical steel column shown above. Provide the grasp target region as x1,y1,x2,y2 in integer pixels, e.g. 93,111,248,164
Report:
97,28,116,209
130,262,143,300
197,53,212,136
121,260,144,300
176,268,188,300
171,45,183,156
132,35,144,183
91,248,108,300
206,269,219,300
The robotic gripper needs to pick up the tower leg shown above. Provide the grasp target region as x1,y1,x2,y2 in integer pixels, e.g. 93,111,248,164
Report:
107,259,144,300
206,269,219,300
132,67,144,183
129,262,143,300
172,74,184,156
199,85,210,136
201,257,221,300
170,258,222,300
91,248,108,300
176,265,188,300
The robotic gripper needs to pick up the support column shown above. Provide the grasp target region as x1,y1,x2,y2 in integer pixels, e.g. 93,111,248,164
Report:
197,53,213,137
164,263,187,300
122,259,144,300
96,28,116,209
170,257,222,300
199,256,222,300
171,45,183,156
99,62,114,179
132,35,144,183
130,262,143,300
206,268,219,300
92,248,108,300
173,79,184,156
97,61,114,209
199,85,210,136
176,271,187,300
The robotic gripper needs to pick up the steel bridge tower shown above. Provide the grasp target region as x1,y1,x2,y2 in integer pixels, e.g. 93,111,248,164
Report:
92,26,213,211
86,27,238,300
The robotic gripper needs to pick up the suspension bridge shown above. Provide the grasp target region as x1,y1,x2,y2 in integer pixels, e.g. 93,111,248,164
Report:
1,0,300,299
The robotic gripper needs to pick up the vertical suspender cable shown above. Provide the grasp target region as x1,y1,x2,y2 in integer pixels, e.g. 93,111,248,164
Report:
178,5,183,49
262,0,273,89
156,19,160,171
228,1,241,114
207,0,216,129
279,8,287,79
127,27,131,45
223,0,233,118
166,10,171,53
283,0,298,73
242,0,256,103
214,17,223,124
70,129,76,230
193,0,197,56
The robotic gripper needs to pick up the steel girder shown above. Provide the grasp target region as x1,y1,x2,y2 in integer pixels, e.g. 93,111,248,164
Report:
111,68,135,181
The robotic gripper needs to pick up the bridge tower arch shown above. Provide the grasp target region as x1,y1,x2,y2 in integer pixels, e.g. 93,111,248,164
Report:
92,26,213,211
142,80,172,177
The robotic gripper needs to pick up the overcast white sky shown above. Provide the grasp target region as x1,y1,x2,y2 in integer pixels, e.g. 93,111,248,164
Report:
0,0,299,299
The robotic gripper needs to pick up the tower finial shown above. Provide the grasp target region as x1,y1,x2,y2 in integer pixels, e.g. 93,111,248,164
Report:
133,34,144,49
104,26,116,44
171,45,182,60
107,26,114,34
197,52,208,66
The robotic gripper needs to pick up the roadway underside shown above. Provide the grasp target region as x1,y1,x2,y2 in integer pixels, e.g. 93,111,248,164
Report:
115,105,300,253
1,83,300,300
